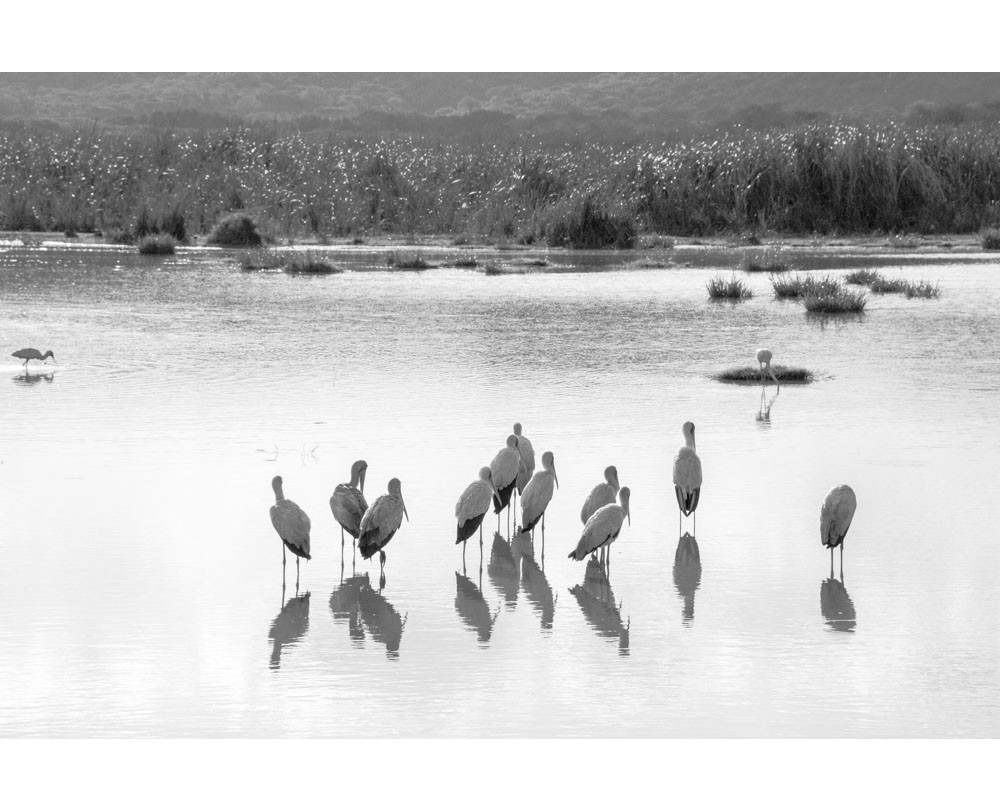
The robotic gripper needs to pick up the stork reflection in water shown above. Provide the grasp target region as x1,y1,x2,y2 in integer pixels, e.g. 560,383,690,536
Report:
513,531,556,631
756,385,779,425
268,590,311,670
569,558,629,655
673,532,702,626
357,579,407,658
329,573,369,646
820,574,856,632
454,570,500,646
488,533,520,608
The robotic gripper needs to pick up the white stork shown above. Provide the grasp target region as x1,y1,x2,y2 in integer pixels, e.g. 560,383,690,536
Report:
330,459,368,555
358,478,409,571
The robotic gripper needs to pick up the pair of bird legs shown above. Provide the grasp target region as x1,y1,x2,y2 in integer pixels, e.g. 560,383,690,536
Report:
830,544,845,581
340,525,387,574
589,545,612,571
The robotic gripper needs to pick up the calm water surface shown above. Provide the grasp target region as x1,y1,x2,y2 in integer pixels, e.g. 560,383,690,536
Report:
1,243,998,736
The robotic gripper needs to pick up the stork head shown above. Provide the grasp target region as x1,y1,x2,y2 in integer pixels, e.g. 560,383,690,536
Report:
513,422,523,436
271,475,284,500
388,478,408,521
682,421,696,450
604,465,619,491
542,451,558,488
619,487,631,525
351,459,368,492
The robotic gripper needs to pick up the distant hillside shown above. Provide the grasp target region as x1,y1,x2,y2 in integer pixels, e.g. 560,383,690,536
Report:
1,73,999,137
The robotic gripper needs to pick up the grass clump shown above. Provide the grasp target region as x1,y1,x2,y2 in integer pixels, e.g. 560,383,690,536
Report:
869,275,909,294
743,248,788,273
771,273,840,298
844,268,882,285
284,252,342,274
452,254,479,268
903,280,942,298
386,250,435,269
137,234,177,255
547,196,637,249
803,288,867,313
714,365,814,383
207,213,263,248
981,229,1000,250
707,274,753,300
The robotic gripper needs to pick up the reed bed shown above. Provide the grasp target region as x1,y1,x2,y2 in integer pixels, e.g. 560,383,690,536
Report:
707,275,753,300
4,120,1000,239
803,288,868,313
869,276,910,294
386,251,434,270
844,269,882,285
771,273,840,299
714,365,814,383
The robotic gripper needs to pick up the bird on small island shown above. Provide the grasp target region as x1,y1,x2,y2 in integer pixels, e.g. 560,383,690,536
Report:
269,475,311,581
569,487,631,568
12,348,55,368
330,460,369,556
756,348,780,387
358,478,409,572
820,484,857,576
520,451,558,540
580,465,620,525
673,422,703,529
490,434,524,535
456,467,501,556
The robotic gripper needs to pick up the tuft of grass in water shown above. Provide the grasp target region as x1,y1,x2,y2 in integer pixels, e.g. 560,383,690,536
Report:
903,280,941,298
803,288,867,313
707,274,753,300
452,253,479,268
284,252,342,274
207,213,262,248
844,268,882,285
869,275,909,294
714,365,814,383
386,250,434,269
137,234,177,255
743,248,788,273
771,273,840,298
981,228,1000,250
238,249,283,270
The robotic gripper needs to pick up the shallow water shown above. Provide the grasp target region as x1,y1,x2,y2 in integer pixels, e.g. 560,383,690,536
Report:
1,243,998,737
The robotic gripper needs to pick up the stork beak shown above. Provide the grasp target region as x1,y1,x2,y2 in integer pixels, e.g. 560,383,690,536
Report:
402,499,409,522
627,508,631,526
491,482,500,500
553,466,559,489
360,467,366,494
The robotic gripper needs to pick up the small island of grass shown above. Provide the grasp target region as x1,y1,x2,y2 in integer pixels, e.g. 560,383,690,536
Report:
714,365,815,384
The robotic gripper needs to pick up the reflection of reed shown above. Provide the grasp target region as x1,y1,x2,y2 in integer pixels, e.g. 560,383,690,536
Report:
488,532,520,607
268,592,311,670
357,582,406,658
820,577,856,632
455,571,498,645
673,533,702,626
569,559,629,654
512,531,555,630
329,574,369,645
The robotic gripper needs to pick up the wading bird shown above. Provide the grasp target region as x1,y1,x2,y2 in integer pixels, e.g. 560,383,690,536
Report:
359,478,408,572
456,467,501,556
820,484,857,576
580,465,619,524
330,460,369,555
569,487,631,567
520,451,558,539
513,422,536,498
269,475,311,581
673,422,702,529
490,434,524,534
756,348,780,387
12,348,55,368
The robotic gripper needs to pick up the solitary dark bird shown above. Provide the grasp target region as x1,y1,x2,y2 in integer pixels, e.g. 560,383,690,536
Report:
358,478,408,570
12,348,55,368
455,467,500,550
820,484,857,573
269,475,312,576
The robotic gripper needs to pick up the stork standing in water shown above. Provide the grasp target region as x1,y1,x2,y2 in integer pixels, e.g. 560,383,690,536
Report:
673,421,703,532
520,451,558,543
569,487,631,569
269,475,311,587
820,484,857,577
12,348,55,368
512,422,536,516
330,460,369,557
358,478,409,574
456,467,501,559
756,348,780,387
490,434,524,535
580,465,620,525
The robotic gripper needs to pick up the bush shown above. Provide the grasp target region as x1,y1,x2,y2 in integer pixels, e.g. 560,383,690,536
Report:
207,213,262,247
547,197,636,249
844,269,882,285
707,274,753,300
137,234,177,255
161,209,186,242
803,288,867,313
982,229,1000,250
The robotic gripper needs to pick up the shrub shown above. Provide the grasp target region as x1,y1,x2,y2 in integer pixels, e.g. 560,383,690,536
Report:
707,275,753,300
844,269,882,285
803,288,867,313
284,252,342,274
982,229,1000,250
137,234,177,255
547,196,637,249
207,213,262,248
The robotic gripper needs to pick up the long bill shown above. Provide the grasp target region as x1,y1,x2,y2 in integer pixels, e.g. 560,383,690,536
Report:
552,466,560,489
360,467,367,494
402,498,409,522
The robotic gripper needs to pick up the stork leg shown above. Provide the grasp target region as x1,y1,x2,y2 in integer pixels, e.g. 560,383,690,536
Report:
341,526,345,554
380,550,386,572
295,557,300,594
840,543,844,580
